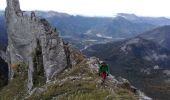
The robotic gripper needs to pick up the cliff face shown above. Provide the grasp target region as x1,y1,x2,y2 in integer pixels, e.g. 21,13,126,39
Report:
5,0,69,92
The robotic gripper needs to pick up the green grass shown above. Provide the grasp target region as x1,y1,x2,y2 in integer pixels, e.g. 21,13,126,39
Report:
0,60,137,100
27,61,137,100
28,80,96,100
0,63,28,100
57,89,113,100
114,89,137,100
28,79,137,100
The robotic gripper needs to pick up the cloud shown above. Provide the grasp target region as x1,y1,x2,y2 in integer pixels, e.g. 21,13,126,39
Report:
0,0,170,17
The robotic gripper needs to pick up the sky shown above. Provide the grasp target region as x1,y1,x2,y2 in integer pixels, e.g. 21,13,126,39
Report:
0,0,170,17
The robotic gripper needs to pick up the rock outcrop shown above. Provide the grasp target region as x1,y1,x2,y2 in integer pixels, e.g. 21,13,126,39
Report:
87,57,152,100
0,56,151,100
5,0,71,92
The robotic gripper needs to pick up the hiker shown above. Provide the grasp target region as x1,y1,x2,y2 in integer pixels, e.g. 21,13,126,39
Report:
98,62,110,83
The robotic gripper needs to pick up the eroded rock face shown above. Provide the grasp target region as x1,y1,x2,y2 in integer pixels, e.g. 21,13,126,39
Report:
5,0,67,92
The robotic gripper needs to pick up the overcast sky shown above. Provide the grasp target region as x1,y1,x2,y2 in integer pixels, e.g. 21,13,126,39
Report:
0,0,170,17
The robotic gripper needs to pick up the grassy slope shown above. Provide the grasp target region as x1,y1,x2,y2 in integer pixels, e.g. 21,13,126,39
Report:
0,60,137,100
0,63,28,100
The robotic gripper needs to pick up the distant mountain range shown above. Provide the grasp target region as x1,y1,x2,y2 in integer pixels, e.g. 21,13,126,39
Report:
1,11,170,49
117,13,170,26
83,25,170,100
36,11,157,39
139,26,170,50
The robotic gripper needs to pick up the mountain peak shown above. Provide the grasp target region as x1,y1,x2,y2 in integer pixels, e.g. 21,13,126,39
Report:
6,0,21,11
35,11,71,18
5,0,70,92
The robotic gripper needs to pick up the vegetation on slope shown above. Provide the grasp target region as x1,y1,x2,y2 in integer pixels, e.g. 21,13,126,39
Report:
0,63,28,100
0,59,138,100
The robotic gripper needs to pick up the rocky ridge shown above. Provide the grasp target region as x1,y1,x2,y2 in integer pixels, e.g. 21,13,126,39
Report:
5,0,72,92
0,0,151,99
0,56,151,100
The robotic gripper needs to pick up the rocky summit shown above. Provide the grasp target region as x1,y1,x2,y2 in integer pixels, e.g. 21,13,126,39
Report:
5,0,70,92
0,0,151,99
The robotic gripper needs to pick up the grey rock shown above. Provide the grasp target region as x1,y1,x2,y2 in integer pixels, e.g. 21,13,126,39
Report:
5,0,68,92
0,50,7,63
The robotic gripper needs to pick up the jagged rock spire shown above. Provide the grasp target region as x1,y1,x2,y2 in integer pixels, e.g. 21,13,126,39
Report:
6,0,21,11
5,0,70,93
